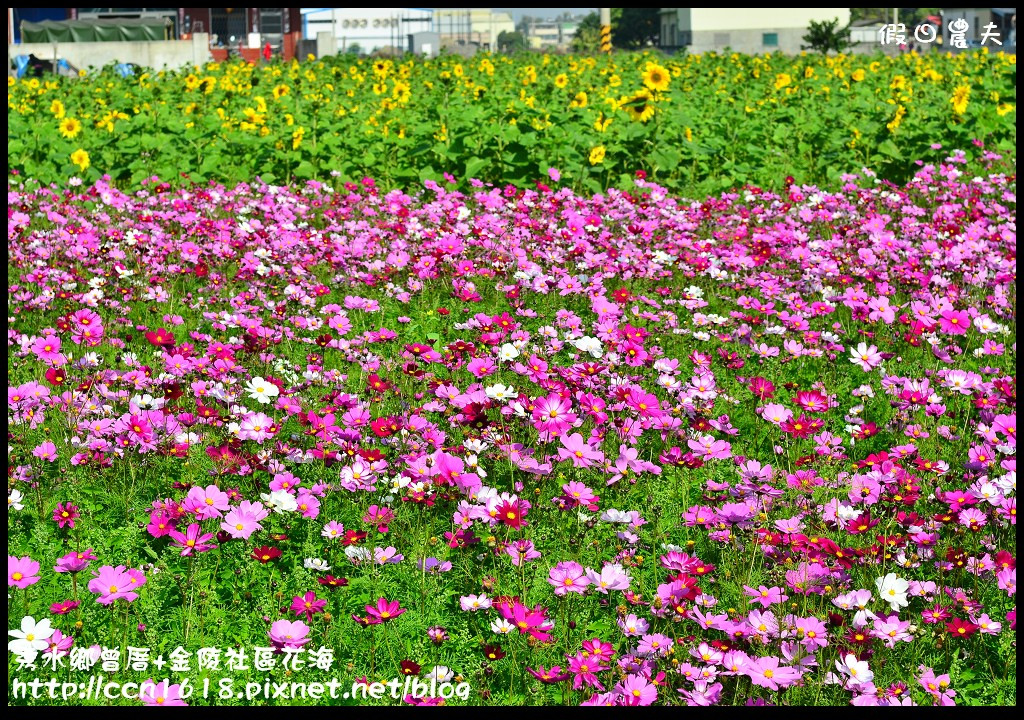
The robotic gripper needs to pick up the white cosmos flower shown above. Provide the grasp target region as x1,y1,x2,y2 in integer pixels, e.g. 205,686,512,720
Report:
485,384,515,401
426,666,454,683
836,654,873,686
570,336,603,358
600,509,632,524
464,438,489,454
245,377,280,405
303,558,331,572
260,490,298,514
497,344,520,362
8,490,25,511
345,546,372,564
875,573,910,612
490,618,516,635
8,616,54,658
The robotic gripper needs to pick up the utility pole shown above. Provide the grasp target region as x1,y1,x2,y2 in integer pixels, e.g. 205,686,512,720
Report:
600,7,612,53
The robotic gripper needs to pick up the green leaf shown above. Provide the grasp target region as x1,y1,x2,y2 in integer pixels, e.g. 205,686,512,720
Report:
877,140,903,159
293,160,316,179
463,156,488,180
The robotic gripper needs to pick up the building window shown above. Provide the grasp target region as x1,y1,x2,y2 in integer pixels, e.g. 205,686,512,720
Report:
211,7,245,45
763,32,779,47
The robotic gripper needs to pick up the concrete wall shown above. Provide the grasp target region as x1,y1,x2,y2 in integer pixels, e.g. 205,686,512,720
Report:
9,33,212,71
688,27,817,54
315,31,336,58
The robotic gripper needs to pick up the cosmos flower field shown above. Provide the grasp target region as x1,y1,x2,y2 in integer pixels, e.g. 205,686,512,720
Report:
6,52,1018,708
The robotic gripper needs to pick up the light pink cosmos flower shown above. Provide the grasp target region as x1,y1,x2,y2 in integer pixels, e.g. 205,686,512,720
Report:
548,561,590,596
32,441,58,463
557,433,604,468
31,335,65,365
9,556,41,589
88,565,145,604
140,680,188,706
585,563,631,594
269,619,311,649
182,484,231,519
221,508,263,539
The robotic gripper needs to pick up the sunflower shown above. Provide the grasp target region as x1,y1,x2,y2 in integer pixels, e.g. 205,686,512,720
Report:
622,89,656,123
70,148,90,171
886,104,906,133
950,85,970,116
50,99,66,119
588,145,606,165
641,62,670,92
570,91,588,109
59,117,82,139
272,84,290,100
553,73,568,89
851,69,866,82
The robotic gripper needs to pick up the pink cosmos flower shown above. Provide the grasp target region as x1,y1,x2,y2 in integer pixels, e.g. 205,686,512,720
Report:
557,433,604,468
548,561,590,596
744,655,803,690
938,308,970,335
140,680,188,706
9,555,41,589
291,591,327,621
88,565,145,604
53,502,80,528
54,549,97,574
220,508,263,539
182,484,231,520
586,563,631,594
269,619,311,649
168,523,217,556
32,441,58,463
365,597,406,624
31,335,66,365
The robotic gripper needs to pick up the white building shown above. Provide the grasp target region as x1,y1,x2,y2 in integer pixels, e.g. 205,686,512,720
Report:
301,8,432,54
433,8,514,51
941,8,1016,48
524,19,579,50
660,8,851,53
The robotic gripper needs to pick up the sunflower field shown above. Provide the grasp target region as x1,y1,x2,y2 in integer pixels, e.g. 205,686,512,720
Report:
7,49,1018,194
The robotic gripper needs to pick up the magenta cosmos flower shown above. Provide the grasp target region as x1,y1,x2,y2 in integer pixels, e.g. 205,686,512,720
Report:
54,549,97,574
290,591,327,621
9,556,41,589
88,565,146,604
365,597,406,624
168,523,217,556
53,502,80,529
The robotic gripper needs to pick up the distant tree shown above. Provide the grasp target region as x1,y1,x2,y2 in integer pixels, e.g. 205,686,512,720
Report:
850,8,888,23
570,11,603,52
571,8,660,51
802,17,853,53
346,42,363,56
614,8,660,48
497,30,527,53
